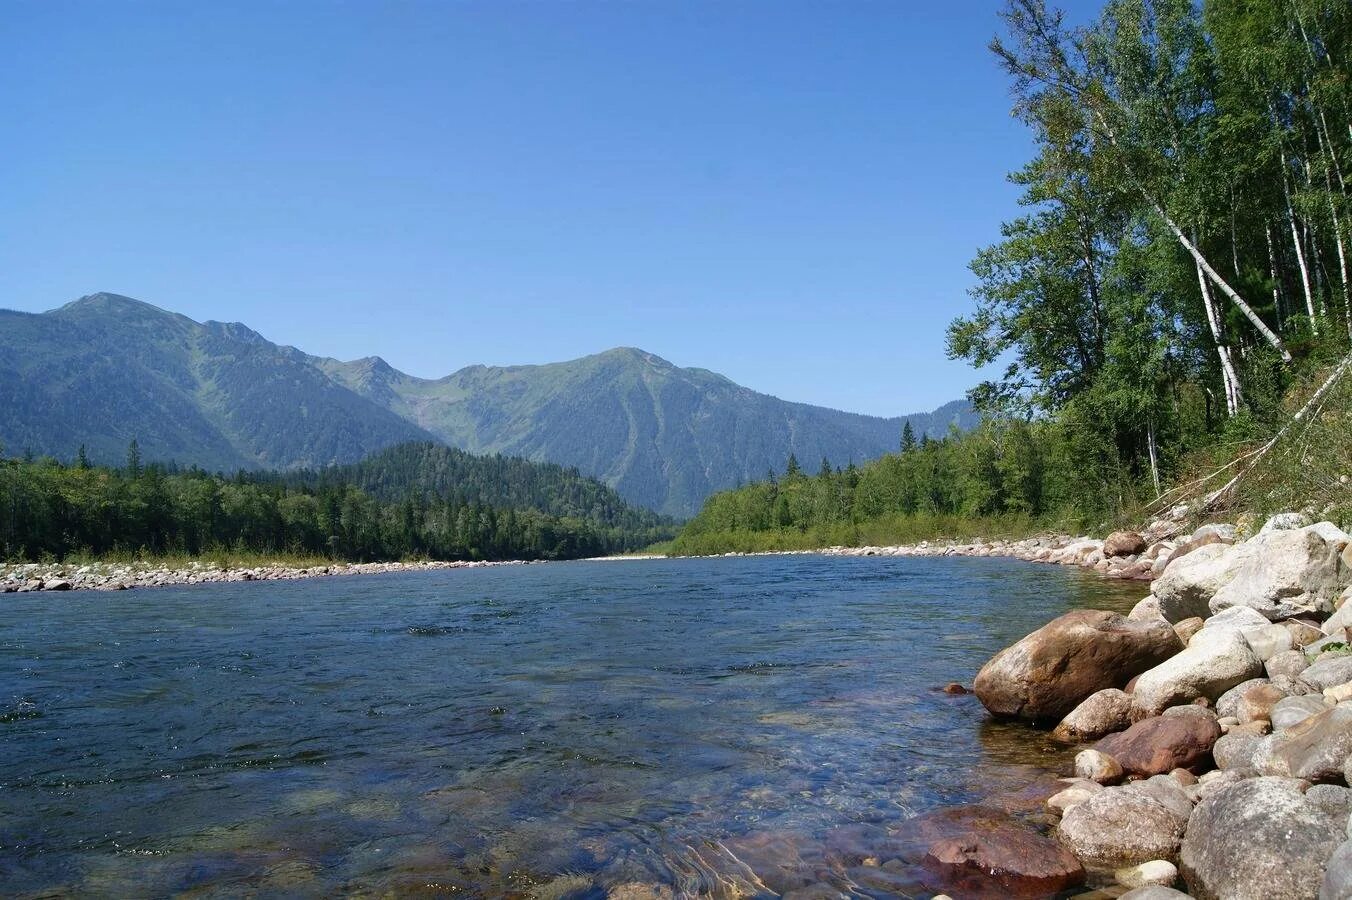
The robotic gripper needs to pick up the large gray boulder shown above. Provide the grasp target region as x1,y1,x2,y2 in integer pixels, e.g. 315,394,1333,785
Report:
1058,786,1190,868
1273,695,1333,732
1209,525,1350,621
1303,656,1352,692
1254,704,1352,782
1181,777,1342,900
1322,839,1352,900
974,610,1182,723
1131,627,1264,715
1152,543,1247,623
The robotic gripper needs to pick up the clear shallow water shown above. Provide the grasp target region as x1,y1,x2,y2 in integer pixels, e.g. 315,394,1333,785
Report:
1,555,1141,898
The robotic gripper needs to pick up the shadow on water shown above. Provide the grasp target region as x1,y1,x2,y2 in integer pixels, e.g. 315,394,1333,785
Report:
0,554,1145,897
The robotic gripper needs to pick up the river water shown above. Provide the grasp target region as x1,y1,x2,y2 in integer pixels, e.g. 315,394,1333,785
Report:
1,555,1142,897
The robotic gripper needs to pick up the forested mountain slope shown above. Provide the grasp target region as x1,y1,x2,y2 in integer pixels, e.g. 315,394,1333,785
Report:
0,293,976,515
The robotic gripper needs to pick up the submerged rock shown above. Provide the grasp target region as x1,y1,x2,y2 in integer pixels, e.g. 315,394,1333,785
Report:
974,610,1182,723
918,806,1086,898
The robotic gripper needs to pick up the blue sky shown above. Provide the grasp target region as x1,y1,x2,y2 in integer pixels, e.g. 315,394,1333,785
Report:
2,1,1096,417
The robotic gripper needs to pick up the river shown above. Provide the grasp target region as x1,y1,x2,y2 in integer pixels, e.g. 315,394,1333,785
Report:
1,554,1142,897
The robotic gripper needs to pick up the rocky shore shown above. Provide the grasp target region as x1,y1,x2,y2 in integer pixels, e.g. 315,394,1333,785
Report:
0,557,531,593
925,512,1352,899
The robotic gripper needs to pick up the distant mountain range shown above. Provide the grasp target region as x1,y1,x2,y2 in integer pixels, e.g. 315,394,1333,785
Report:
0,293,978,516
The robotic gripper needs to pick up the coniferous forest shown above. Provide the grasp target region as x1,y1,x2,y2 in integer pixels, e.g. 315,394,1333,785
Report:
673,0,1352,553
0,441,674,563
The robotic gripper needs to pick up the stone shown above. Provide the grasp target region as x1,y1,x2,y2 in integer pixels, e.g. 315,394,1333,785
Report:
1241,623,1295,661
1256,704,1352,782
1304,657,1352,692
1180,777,1343,900
1328,683,1352,704
1202,605,1272,633
1174,617,1205,645
1095,714,1222,776
1131,627,1265,715
1237,682,1289,724
1130,595,1166,622
1152,543,1245,622
1272,694,1333,732
1212,732,1264,773
1324,602,1352,636
1307,784,1352,821
1115,859,1180,890
1321,839,1352,900
1268,649,1311,680
1216,678,1272,719
1209,525,1351,621
1046,784,1100,817
1194,769,1244,802
1261,512,1315,534
1076,749,1125,785
1288,619,1328,648
43,579,71,591
1106,531,1149,557
1120,888,1190,900
1230,719,1272,736
1052,689,1137,743
974,610,1182,723
1311,631,1352,656
1057,786,1190,868
1121,774,1196,820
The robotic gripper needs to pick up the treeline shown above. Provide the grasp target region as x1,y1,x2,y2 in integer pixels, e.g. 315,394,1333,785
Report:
671,423,1069,554
0,442,675,563
948,0,1352,506
674,0,1352,553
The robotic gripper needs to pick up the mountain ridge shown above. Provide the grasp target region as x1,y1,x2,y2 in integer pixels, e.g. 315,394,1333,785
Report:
0,293,979,515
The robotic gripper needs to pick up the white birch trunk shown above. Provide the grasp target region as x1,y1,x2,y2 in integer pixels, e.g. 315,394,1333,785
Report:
1284,152,1319,333
1147,420,1161,499
1195,257,1241,416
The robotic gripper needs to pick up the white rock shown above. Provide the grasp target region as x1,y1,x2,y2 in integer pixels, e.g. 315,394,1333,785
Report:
1132,627,1265,715
1209,525,1350,621
1115,859,1180,889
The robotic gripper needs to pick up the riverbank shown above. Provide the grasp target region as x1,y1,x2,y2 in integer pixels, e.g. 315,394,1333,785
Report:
948,512,1352,897
0,557,532,593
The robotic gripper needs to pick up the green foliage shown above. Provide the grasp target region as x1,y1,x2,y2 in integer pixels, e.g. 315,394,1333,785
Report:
0,443,676,564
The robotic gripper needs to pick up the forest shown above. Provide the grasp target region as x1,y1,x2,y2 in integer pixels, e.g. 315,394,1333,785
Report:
673,0,1352,553
0,441,674,563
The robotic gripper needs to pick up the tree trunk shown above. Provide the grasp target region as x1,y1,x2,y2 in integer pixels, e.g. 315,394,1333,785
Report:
1267,224,1284,328
1146,420,1161,499
1195,256,1242,416
1284,152,1319,334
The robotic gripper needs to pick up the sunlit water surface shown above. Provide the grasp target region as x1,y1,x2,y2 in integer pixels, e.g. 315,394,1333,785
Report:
1,555,1142,897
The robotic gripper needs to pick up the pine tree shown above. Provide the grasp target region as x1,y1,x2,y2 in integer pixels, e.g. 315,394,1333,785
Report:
901,420,917,452
126,439,142,477
76,445,91,469
785,453,801,478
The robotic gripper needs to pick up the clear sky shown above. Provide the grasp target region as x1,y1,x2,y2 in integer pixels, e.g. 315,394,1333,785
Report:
2,1,1095,418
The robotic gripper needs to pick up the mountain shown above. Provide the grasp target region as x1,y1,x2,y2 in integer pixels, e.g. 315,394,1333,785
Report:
316,347,977,516
0,293,978,516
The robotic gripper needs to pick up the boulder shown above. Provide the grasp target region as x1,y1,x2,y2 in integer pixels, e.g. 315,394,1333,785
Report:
1272,695,1332,732
1255,704,1352,782
1180,777,1343,900
1058,786,1190,868
1116,859,1180,890
1131,627,1264,715
918,806,1086,898
1046,782,1101,817
1095,714,1222,776
974,610,1182,723
1321,839,1352,900
1052,689,1137,743
1201,605,1272,634
1324,602,1352,636
1268,650,1311,680
1121,888,1190,900
1209,525,1350,621
1261,512,1314,534
1152,543,1245,622
43,579,72,591
1076,749,1125,785
1307,784,1352,821
1106,531,1149,558
1303,657,1352,692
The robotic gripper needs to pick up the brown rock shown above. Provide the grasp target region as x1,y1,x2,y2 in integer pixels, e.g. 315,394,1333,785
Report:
1052,688,1138,743
1095,714,1223,777
1236,683,1287,724
1106,531,1149,558
1173,617,1205,645
941,682,971,695
1166,530,1227,569
914,806,1086,898
974,610,1184,723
